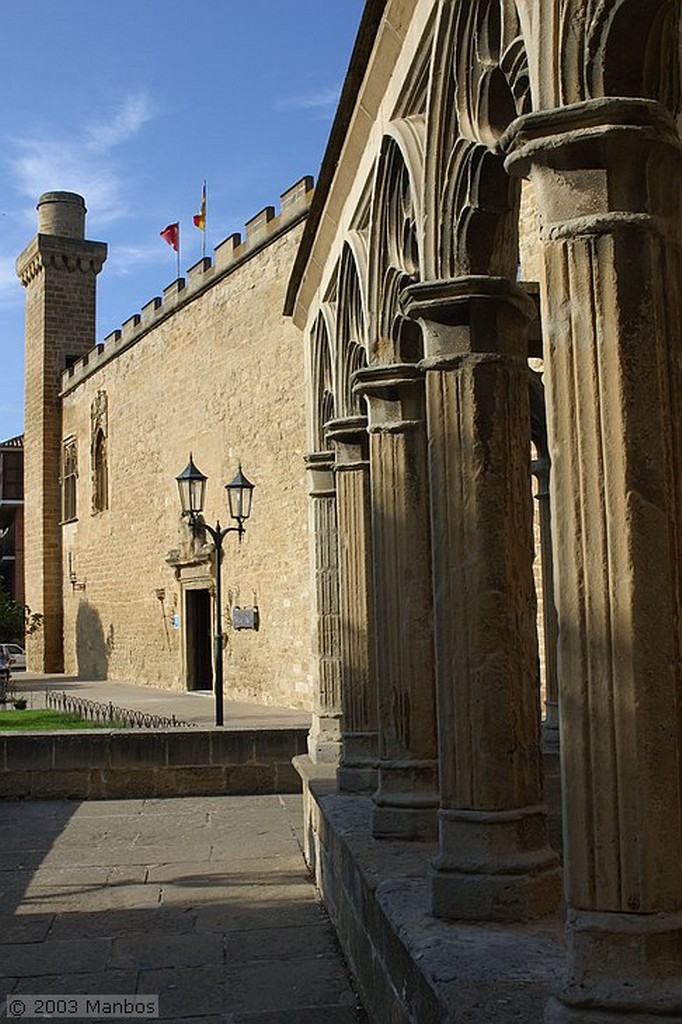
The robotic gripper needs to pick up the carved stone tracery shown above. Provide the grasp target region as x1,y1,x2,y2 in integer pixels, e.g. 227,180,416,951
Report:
310,310,336,451
513,0,680,112
336,238,369,417
368,123,425,366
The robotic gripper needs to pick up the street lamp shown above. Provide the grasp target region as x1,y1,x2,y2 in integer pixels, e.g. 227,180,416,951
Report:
176,454,255,726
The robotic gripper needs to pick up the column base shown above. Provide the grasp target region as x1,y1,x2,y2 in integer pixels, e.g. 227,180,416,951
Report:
546,908,682,1021
338,731,378,794
431,805,561,921
372,759,439,840
307,712,342,765
545,998,682,1024
542,717,560,754
338,764,378,794
372,802,438,841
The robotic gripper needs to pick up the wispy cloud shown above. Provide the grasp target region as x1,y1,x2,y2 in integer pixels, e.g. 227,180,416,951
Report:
85,92,154,153
106,243,164,277
6,91,155,226
274,87,340,113
9,140,123,220
0,255,22,307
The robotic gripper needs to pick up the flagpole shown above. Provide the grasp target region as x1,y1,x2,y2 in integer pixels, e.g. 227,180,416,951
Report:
202,181,207,260
177,223,181,281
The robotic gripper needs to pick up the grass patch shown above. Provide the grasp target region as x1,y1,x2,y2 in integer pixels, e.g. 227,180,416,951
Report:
0,708,123,730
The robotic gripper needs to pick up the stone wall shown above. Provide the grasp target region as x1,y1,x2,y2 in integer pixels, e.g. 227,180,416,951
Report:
0,727,307,800
58,183,313,707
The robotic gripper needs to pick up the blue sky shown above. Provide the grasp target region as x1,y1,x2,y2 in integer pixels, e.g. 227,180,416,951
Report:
0,0,365,441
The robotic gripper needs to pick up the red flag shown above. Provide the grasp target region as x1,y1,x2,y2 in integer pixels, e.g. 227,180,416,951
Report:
160,222,179,251
193,183,206,231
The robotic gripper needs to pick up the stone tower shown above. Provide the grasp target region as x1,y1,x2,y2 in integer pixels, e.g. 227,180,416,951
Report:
16,192,107,671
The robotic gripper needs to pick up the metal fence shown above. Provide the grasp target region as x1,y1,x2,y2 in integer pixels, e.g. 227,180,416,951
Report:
45,690,195,729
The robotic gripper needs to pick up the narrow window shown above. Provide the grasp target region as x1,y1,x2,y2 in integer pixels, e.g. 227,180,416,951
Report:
90,390,109,514
62,439,78,522
93,428,108,512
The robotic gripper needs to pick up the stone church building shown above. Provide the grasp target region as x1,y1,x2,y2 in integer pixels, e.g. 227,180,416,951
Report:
17,0,681,1021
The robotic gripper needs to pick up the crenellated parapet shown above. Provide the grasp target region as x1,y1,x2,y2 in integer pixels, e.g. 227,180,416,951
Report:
17,235,108,287
60,175,314,395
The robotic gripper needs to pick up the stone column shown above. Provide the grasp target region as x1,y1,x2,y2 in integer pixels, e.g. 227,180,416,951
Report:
16,192,107,672
326,416,378,794
305,451,342,764
353,365,439,840
504,99,682,1020
402,278,560,921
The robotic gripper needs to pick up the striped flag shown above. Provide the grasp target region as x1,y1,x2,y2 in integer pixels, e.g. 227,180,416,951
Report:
193,183,206,232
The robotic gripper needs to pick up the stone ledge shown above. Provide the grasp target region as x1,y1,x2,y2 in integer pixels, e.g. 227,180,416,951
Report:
295,756,566,1024
0,727,308,800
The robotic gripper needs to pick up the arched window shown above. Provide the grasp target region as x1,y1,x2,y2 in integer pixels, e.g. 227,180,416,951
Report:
62,438,78,522
90,390,109,514
93,428,108,512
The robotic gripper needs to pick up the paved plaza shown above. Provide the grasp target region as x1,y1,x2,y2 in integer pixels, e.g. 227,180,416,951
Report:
0,795,367,1022
12,673,311,731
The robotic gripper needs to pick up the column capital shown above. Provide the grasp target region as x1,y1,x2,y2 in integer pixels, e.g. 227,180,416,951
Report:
401,277,535,363
352,363,425,434
304,450,336,497
324,416,369,471
399,276,536,364
352,362,423,397
502,97,679,168
402,276,535,325
502,98,681,243
324,414,367,447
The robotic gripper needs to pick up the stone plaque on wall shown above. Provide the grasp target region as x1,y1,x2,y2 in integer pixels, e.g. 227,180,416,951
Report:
232,606,259,631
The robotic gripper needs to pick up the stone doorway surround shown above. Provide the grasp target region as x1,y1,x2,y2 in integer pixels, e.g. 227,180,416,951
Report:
184,586,212,692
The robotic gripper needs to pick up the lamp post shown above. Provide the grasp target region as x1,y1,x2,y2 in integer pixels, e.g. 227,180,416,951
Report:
176,455,254,726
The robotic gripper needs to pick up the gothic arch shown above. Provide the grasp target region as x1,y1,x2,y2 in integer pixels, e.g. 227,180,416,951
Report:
587,0,680,115
424,0,531,280
453,0,531,147
310,308,337,451
513,0,680,112
336,236,369,418
368,120,425,366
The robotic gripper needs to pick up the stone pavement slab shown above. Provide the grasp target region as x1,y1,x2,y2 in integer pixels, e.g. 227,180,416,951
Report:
0,795,368,1022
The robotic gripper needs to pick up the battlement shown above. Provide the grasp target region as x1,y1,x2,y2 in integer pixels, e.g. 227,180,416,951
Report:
60,176,314,395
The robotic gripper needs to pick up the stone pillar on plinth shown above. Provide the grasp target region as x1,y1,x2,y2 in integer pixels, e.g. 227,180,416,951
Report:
402,278,560,921
305,451,342,764
504,99,682,1021
354,365,439,840
326,416,378,794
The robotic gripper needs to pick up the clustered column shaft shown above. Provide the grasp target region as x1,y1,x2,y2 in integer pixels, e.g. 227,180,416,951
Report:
403,277,560,921
354,364,439,840
505,98,682,1021
326,416,378,794
304,451,343,764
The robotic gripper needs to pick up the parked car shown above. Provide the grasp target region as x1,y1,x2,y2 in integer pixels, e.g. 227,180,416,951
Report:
0,643,25,669
0,647,10,686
